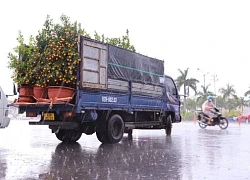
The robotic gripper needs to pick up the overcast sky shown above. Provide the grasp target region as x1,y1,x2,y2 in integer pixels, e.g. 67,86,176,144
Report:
1,0,250,97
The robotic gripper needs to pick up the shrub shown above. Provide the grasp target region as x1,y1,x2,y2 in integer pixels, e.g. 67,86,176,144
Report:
181,111,196,120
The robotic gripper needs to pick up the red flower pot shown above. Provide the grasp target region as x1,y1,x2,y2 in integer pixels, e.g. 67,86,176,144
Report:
47,86,75,99
19,86,33,96
33,86,48,99
18,86,34,102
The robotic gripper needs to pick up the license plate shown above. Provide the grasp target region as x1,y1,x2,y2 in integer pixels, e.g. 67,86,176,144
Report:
44,113,54,120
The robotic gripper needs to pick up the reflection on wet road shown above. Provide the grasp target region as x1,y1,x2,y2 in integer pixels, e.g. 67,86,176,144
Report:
0,120,250,180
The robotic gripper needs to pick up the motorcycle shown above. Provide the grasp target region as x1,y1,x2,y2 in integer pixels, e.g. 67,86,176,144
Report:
194,107,229,130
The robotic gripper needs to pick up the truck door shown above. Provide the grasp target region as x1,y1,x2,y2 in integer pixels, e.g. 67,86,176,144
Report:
164,76,181,121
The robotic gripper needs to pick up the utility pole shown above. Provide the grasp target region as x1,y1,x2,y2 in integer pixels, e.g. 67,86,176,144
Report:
212,73,218,106
197,68,209,88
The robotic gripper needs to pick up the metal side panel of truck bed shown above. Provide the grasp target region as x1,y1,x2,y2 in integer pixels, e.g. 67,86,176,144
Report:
76,90,165,112
79,36,164,95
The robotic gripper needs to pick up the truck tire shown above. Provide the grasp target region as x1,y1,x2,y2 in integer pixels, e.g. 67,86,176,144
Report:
96,116,110,143
55,130,82,142
107,114,124,143
96,129,109,143
165,115,172,136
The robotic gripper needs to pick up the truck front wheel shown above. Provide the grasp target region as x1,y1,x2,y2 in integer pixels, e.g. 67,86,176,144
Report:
165,115,172,136
55,130,82,142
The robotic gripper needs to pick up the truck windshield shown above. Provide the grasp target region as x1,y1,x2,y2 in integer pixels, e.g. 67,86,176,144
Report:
165,77,177,98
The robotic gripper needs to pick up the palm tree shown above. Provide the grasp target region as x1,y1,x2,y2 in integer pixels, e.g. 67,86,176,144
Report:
244,88,250,108
196,85,213,108
219,83,237,100
244,87,250,99
219,83,238,112
216,95,226,109
175,68,199,111
236,97,249,113
227,98,239,112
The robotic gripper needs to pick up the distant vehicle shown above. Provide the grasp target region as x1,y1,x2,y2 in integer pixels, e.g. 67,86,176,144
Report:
237,114,250,123
0,86,10,128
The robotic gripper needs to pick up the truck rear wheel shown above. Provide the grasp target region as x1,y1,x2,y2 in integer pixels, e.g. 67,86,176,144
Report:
107,114,124,143
96,114,124,144
96,116,110,143
55,130,82,142
165,115,172,136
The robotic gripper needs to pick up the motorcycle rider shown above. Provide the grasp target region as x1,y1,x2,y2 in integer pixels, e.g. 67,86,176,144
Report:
202,95,216,124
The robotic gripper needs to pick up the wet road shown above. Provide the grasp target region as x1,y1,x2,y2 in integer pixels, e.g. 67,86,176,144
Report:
0,120,250,180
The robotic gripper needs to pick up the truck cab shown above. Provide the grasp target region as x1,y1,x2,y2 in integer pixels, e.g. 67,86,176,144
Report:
163,75,181,122
0,86,10,128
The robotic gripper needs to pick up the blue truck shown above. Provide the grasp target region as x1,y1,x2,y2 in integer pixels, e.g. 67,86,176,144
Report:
11,36,181,144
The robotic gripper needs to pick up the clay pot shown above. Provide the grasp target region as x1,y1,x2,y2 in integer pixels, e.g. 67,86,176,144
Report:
19,86,33,96
33,86,48,99
47,86,75,99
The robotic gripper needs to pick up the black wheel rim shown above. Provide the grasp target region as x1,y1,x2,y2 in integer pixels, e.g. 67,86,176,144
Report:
111,121,122,138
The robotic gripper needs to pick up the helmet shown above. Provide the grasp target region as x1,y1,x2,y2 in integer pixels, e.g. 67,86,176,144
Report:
207,95,213,101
